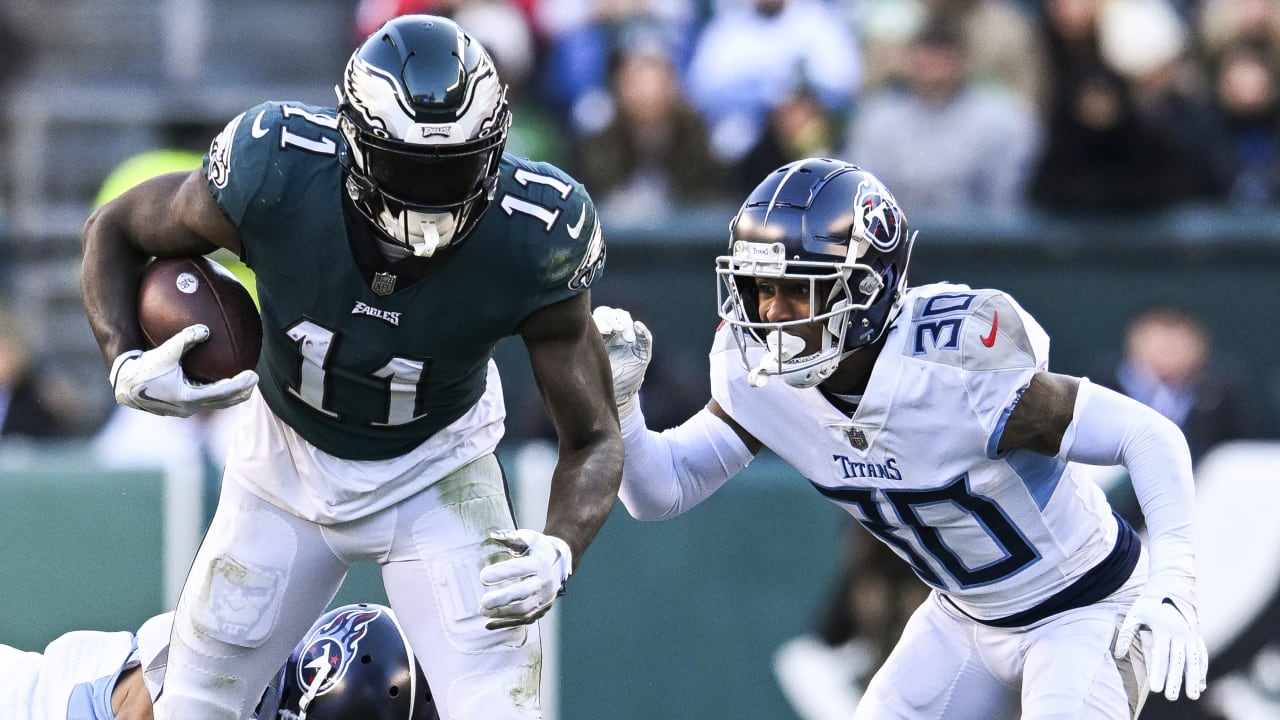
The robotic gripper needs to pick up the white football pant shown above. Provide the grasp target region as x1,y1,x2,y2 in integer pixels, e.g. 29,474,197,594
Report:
855,569,1148,719
154,453,543,720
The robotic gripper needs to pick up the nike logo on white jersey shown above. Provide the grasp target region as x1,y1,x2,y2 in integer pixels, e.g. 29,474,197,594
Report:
251,110,270,139
567,206,587,239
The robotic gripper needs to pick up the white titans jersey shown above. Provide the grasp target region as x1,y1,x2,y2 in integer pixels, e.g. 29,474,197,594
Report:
0,613,172,720
711,283,1126,623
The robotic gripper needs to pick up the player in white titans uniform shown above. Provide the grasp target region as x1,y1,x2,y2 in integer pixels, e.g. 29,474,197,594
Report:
593,158,1208,718
0,603,436,720
1,614,170,720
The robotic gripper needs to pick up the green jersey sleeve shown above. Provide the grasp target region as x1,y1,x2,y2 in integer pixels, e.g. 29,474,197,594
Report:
490,156,606,323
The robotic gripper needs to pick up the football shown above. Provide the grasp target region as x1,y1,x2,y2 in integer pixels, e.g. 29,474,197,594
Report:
137,255,262,384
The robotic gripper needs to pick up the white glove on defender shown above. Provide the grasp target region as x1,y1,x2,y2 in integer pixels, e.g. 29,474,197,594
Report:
479,529,573,630
110,324,258,418
1113,579,1208,702
592,305,652,419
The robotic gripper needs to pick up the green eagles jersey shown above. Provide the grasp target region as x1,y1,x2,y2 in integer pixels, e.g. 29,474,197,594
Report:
204,101,605,460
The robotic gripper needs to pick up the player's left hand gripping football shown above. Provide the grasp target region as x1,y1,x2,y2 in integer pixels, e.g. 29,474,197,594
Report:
110,324,258,418
1113,584,1208,702
479,529,573,630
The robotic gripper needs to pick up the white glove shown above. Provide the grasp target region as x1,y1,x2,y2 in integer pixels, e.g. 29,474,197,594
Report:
591,305,652,419
478,529,572,630
110,324,258,418
1113,581,1208,702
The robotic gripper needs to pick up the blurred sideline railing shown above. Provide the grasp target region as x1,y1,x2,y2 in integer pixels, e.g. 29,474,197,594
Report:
3,439,1279,719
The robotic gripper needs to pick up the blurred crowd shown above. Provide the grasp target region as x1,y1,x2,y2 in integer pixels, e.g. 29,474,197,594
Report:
3,0,1277,451
351,0,1280,221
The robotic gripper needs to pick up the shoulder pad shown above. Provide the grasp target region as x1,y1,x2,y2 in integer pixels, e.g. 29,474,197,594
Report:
496,157,606,292
904,288,1046,372
207,102,340,222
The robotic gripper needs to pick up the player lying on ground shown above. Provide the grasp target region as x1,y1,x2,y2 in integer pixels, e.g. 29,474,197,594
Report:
0,603,436,720
594,157,1208,719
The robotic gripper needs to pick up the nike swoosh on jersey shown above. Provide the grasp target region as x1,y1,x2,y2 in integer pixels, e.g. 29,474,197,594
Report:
567,206,587,240
980,311,999,347
251,110,270,139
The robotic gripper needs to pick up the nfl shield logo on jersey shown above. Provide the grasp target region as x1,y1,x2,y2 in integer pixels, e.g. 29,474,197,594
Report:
846,427,869,450
371,271,397,296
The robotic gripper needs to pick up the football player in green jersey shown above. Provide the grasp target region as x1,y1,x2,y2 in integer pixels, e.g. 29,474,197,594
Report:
79,15,623,720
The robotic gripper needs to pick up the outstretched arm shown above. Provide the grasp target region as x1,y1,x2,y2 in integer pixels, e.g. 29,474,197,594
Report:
593,306,759,521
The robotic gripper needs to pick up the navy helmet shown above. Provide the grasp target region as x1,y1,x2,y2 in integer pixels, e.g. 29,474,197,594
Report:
716,158,914,387
257,603,437,720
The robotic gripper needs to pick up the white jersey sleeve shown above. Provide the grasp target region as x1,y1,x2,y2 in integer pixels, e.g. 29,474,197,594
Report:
0,613,173,720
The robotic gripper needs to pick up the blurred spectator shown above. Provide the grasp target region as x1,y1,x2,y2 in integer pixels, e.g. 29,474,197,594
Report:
858,0,1049,109
683,0,861,165
1095,304,1249,464
733,85,839,196
1098,0,1193,82
1202,42,1280,203
1090,303,1246,720
534,0,698,133
0,301,79,440
930,0,1049,112
355,0,541,45
1029,0,1202,212
0,6,28,233
572,29,732,224
1197,0,1280,60
851,0,928,92
1101,0,1218,200
94,119,207,208
841,22,1041,215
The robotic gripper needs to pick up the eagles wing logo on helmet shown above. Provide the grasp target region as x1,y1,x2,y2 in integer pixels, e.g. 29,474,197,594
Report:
343,54,505,146
295,607,383,697
852,179,904,252
343,58,412,141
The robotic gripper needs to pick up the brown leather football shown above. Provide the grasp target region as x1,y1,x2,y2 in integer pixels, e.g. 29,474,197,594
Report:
137,256,262,383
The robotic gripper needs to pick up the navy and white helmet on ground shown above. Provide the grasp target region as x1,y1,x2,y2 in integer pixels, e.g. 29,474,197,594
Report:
256,603,438,720
337,14,511,258
716,158,915,388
